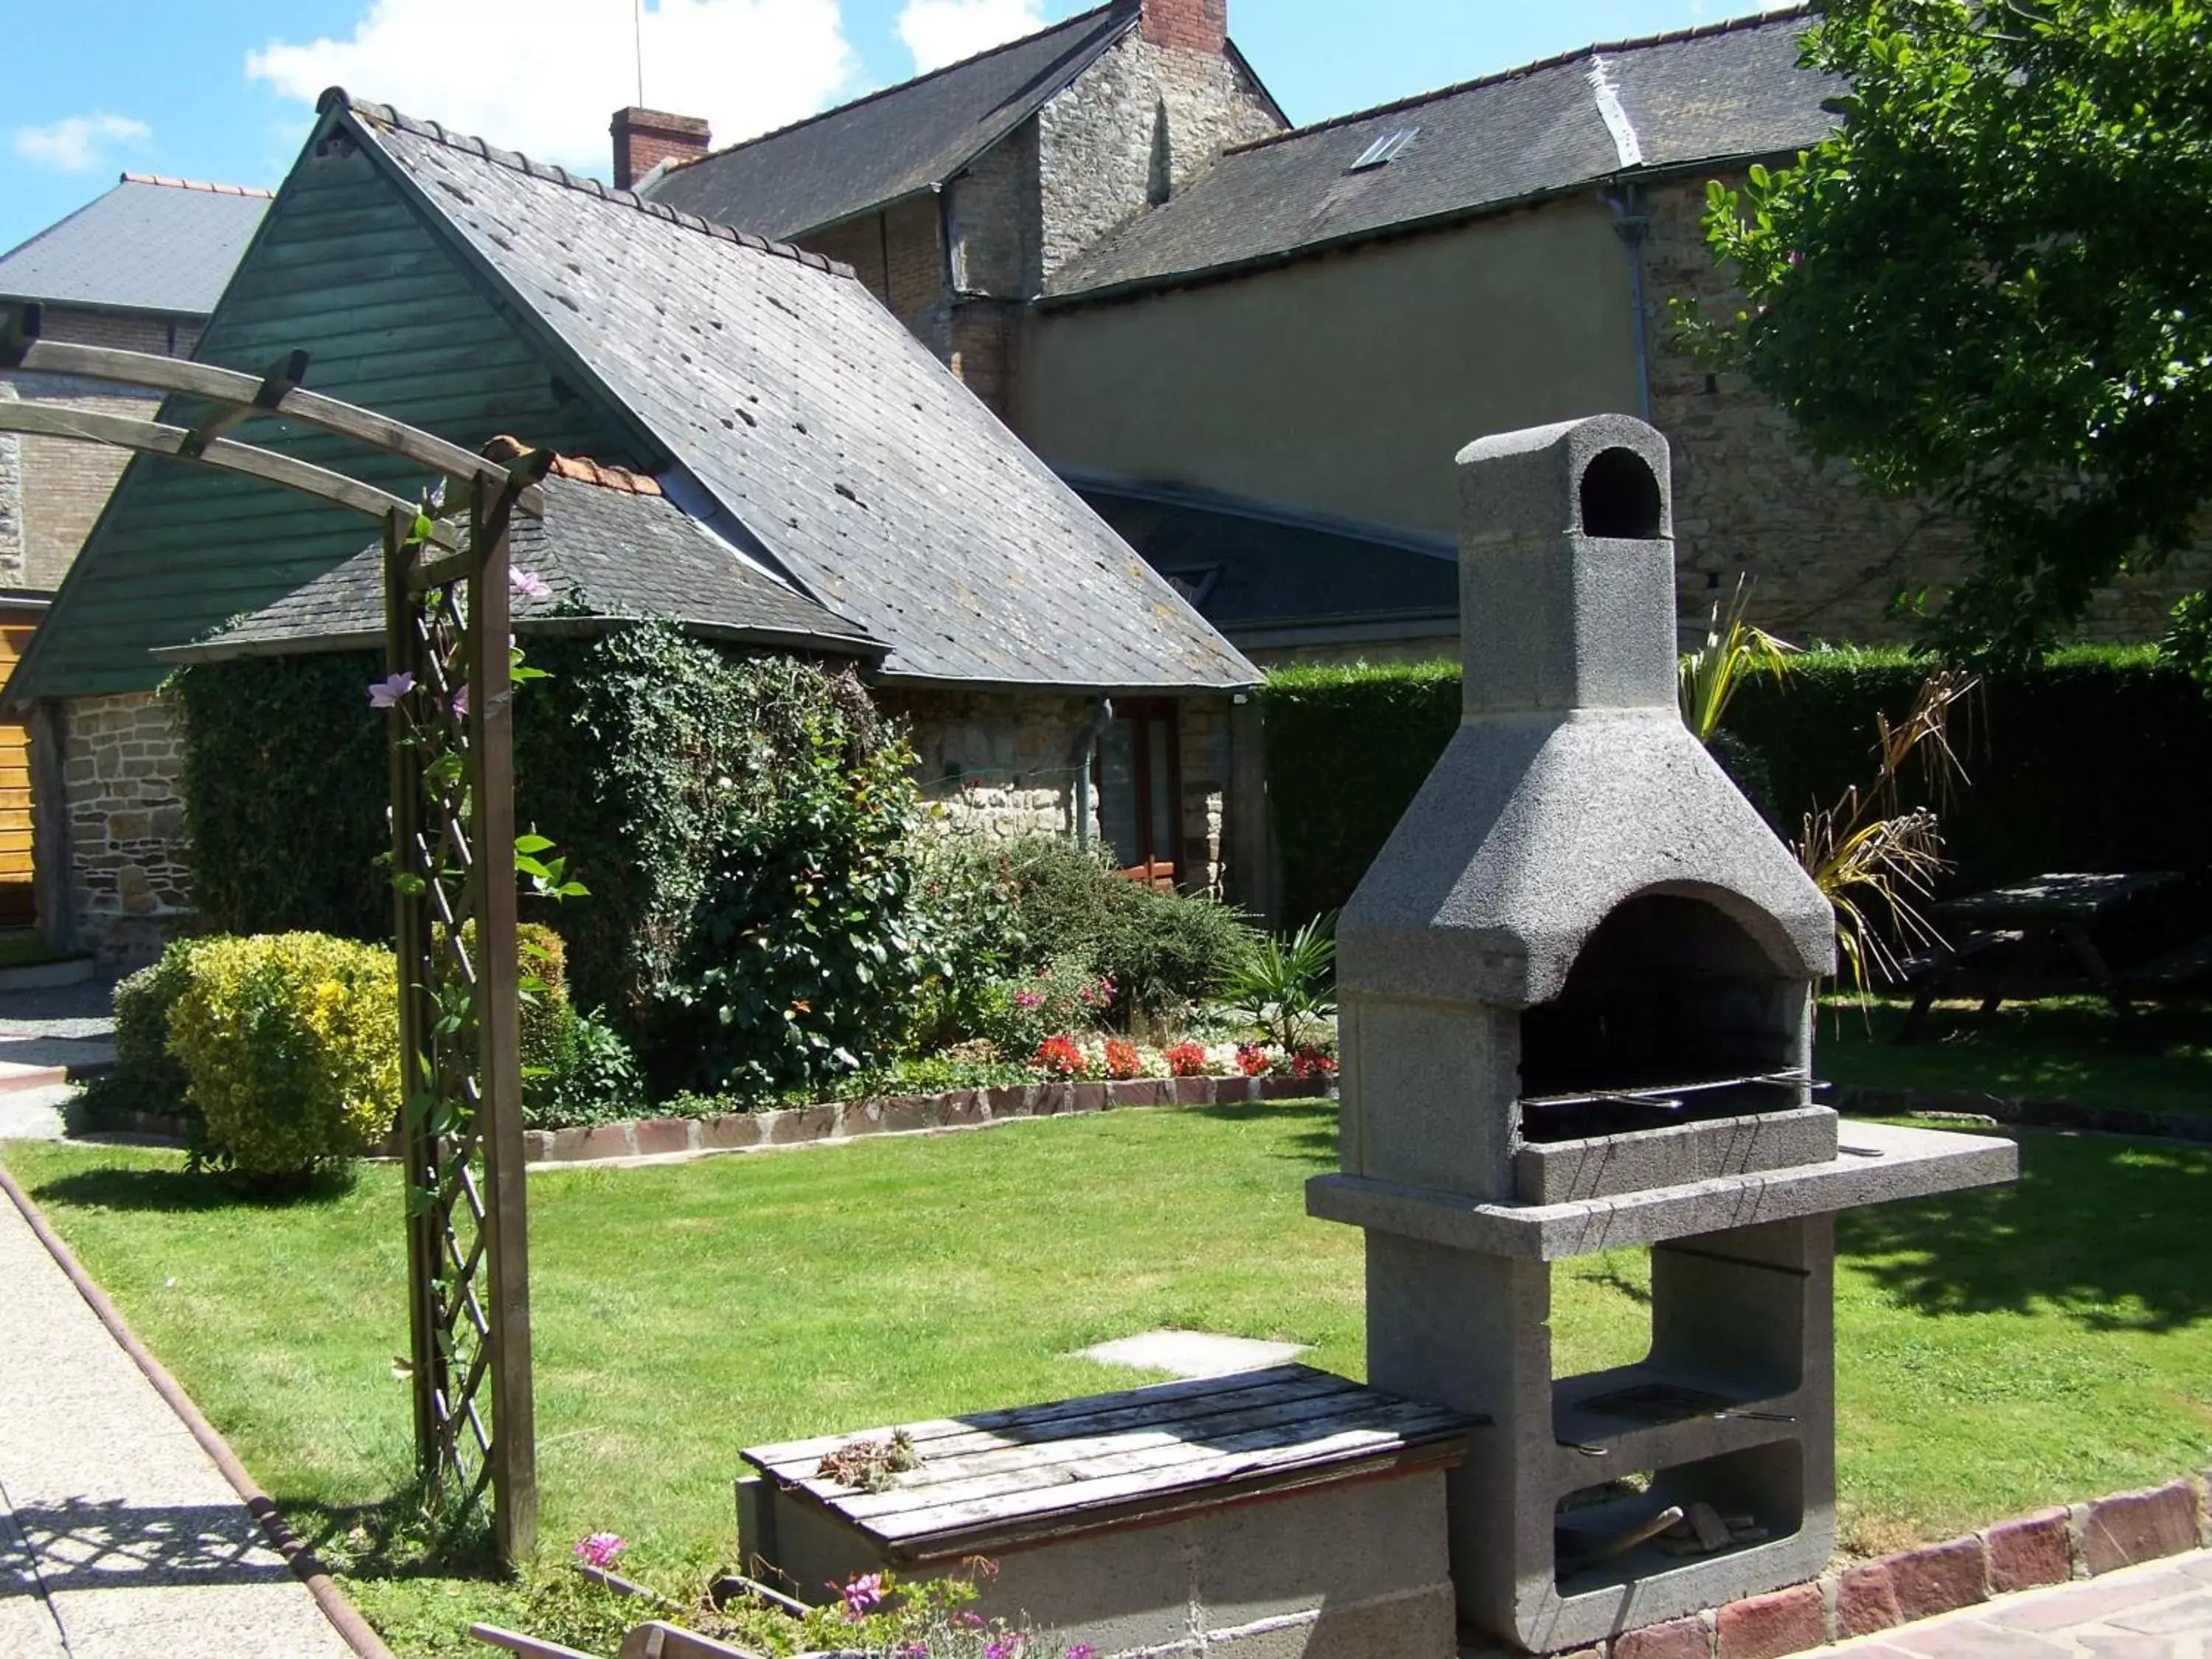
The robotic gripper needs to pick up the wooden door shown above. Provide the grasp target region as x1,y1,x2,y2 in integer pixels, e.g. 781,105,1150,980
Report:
0,617,35,925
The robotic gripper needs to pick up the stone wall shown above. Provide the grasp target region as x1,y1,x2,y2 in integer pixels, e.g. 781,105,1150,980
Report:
0,305,204,592
1643,174,2212,644
58,690,189,967
885,686,1232,893
0,383,21,588
1035,29,1281,287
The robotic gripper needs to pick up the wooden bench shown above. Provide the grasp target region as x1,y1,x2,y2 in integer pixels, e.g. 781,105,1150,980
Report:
737,1364,1476,1658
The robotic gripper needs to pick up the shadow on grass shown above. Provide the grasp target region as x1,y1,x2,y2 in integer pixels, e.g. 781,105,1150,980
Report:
1837,1129,2212,1334
1188,1099,1338,1167
28,1162,359,1214
275,1476,502,1587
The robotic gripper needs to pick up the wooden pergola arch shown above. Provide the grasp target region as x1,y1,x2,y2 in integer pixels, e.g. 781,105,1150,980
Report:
3,300,549,1565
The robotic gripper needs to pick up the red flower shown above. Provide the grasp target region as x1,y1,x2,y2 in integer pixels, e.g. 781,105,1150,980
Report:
1104,1038,1142,1080
1290,1048,1339,1081
1234,1043,1271,1077
1035,1034,1084,1078
1164,1041,1208,1077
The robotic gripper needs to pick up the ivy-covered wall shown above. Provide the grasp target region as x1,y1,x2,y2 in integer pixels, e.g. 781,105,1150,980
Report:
1256,649,2212,924
168,626,885,1020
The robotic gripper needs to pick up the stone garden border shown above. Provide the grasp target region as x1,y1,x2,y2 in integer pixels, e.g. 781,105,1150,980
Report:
1532,1473,2212,1659
519,1072,1333,1165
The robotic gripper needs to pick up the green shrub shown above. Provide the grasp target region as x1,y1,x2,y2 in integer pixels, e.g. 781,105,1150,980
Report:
167,933,400,1177
904,832,1028,1051
97,939,203,1117
987,835,1256,1023
526,1004,644,1129
971,954,1115,1060
655,719,939,1097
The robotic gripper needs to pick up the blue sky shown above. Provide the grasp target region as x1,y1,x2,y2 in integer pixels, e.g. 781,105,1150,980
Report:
4,0,1781,257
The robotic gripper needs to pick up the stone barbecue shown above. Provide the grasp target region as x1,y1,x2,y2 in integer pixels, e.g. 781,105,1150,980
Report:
1305,414,2019,1655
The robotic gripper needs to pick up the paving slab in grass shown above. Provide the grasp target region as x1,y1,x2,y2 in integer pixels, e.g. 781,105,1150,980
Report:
1077,1329,1311,1378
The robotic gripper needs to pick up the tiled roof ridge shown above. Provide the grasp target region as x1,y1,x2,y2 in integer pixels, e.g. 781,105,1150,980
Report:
482,435,663,495
663,0,1128,175
325,89,858,280
117,173,276,199
1222,3,1812,159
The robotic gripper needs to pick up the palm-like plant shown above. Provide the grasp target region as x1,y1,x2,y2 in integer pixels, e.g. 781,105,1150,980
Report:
1222,912,1338,1054
1795,669,1978,996
1678,577,1798,742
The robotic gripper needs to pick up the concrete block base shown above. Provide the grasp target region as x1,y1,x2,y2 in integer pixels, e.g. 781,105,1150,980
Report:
741,1462,1461,1658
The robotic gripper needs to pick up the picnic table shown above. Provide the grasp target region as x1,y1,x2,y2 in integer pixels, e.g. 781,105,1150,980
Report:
1896,871,2208,1042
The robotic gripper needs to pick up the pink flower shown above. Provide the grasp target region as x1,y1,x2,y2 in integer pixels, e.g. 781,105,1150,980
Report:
1067,1647,1096,1659
838,1571,886,1621
367,672,414,709
452,684,470,718
510,567,552,599
571,1531,625,1569
985,1638,1023,1658
1013,990,1043,1010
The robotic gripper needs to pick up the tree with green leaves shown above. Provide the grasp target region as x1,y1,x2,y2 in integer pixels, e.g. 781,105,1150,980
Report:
1688,0,2212,663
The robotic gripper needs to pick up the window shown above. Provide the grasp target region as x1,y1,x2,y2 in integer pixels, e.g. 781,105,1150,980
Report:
1096,699,1183,891
1348,127,1419,172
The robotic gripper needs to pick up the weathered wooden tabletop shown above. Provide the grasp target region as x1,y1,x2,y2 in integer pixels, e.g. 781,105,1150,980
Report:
741,1363,1476,1562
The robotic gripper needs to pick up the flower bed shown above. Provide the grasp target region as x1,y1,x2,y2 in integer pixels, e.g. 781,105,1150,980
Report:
520,1071,1332,1166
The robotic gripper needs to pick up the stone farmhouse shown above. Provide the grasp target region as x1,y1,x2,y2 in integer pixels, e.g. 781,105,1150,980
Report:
636,0,2208,658
4,94,1253,964
0,173,270,925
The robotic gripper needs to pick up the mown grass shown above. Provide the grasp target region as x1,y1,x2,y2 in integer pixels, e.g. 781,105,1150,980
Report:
7,1104,2209,1655
1819,994,2212,1117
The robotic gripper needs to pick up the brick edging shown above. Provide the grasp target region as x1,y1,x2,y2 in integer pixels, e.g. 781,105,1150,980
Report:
522,1072,1335,1164
1833,1083,2212,1144
1572,1474,2211,1658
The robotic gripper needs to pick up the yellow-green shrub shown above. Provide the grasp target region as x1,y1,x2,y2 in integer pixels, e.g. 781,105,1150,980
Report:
167,933,400,1176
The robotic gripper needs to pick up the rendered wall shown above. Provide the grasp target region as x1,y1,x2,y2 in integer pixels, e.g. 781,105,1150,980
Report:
1019,200,1642,545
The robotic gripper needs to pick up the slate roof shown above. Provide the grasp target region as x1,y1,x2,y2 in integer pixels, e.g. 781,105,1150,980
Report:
643,3,1135,241
344,96,1253,692
0,174,272,316
1050,7,1834,299
164,469,883,663
1076,480,1458,640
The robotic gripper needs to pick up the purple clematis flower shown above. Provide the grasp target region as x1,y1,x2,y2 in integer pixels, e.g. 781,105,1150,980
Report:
367,672,414,709
510,567,552,599
571,1531,625,1568
451,684,470,718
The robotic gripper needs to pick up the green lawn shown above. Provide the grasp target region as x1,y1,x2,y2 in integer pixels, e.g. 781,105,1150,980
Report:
7,1104,2211,1655
1819,995,2212,1117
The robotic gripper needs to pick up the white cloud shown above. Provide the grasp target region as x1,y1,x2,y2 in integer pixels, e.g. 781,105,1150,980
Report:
13,113,152,172
246,0,857,174
896,0,1043,74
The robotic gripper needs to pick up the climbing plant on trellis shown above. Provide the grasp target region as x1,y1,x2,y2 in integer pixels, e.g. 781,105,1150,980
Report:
0,301,552,1567
380,459,552,1563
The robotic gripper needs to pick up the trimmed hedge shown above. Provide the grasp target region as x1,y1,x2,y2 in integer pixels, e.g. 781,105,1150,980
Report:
1257,661,1461,926
1259,647,2212,922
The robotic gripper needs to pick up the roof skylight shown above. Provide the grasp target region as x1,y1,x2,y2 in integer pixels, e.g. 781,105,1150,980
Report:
1348,128,1419,172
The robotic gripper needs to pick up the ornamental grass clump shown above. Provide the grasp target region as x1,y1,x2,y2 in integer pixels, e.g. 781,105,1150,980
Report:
165,933,400,1179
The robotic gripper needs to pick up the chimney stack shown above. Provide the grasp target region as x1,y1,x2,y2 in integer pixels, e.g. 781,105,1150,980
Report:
610,107,711,191
1139,0,1227,55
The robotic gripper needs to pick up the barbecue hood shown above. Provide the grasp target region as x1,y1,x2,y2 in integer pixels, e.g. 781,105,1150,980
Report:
1338,414,1835,1010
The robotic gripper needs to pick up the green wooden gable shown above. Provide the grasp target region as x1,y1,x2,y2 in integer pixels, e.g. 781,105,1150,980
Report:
8,120,649,704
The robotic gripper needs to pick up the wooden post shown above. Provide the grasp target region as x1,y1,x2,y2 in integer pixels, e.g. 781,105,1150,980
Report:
1228,695,1276,927
384,508,443,1480
27,702,74,952
473,470,536,1567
